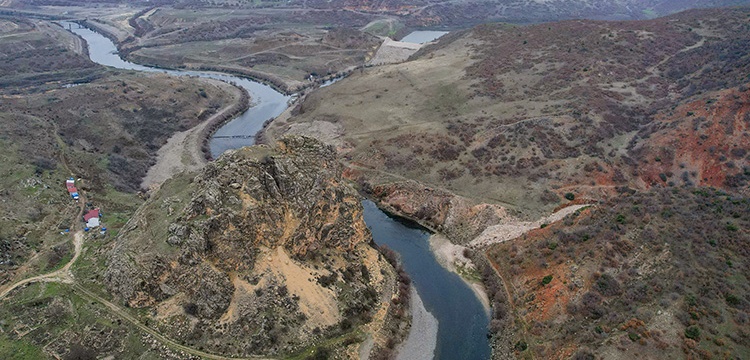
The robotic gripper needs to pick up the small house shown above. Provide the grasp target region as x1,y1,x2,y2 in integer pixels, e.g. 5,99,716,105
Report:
83,208,100,228
66,178,79,200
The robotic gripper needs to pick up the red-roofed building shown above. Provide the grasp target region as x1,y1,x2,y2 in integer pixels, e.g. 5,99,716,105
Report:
83,208,100,228
83,209,99,222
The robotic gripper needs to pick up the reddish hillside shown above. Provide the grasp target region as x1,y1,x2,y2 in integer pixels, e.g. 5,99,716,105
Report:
632,85,750,192
484,188,750,359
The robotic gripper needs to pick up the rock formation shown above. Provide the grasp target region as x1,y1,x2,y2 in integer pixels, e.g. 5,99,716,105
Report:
105,136,389,357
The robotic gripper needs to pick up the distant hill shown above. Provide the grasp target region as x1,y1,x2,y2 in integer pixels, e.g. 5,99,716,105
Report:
10,0,750,24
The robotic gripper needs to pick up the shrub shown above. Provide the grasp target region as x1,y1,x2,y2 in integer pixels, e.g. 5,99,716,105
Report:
628,332,640,341
595,273,622,296
183,303,198,316
725,293,741,306
685,294,697,306
564,192,576,201
542,275,553,285
304,347,330,360
514,341,528,351
685,326,700,340
64,343,97,360
616,214,626,224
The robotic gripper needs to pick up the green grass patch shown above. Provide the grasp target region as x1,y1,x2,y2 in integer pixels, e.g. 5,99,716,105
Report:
0,334,45,360
456,263,483,282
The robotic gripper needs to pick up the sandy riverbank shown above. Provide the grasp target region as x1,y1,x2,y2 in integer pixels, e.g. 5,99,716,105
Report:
429,234,491,316
141,78,245,190
395,287,438,360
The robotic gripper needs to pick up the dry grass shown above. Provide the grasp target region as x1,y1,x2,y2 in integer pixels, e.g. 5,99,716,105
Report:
268,8,750,219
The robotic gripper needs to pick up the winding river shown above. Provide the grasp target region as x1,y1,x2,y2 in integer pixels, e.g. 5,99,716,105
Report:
60,21,290,158
62,22,490,360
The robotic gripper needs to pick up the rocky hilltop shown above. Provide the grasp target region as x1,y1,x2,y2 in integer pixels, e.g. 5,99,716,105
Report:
105,136,391,357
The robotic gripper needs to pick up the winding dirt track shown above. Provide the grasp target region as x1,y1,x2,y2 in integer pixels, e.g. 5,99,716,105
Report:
71,284,271,360
0,232,82,300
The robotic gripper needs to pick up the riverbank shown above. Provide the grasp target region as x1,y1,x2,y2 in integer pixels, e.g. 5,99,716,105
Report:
395,287,438,360
79,18,361,96
363,200,491,359
141,77,248,190
429,234,491,316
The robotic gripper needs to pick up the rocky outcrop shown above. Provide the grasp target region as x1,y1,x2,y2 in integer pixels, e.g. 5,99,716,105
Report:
105,136,388,357
364,180,512,245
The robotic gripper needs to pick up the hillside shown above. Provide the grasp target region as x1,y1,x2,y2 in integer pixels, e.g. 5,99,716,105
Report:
266,8,750,220
9,0,750,91
0,16,237,279
0,17,244,359
105,136,396,358
485,188,750,359
263,9,750,358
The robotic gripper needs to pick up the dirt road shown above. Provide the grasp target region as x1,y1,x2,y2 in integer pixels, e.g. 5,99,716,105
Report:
71,284,272,360
0,232,82,300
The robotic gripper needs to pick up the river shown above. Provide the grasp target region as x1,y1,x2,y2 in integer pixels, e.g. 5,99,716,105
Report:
60,21,290,159
62,22,490,360
400,30,449,44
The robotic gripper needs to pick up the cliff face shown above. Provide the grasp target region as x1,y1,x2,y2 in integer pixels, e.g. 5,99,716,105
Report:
104,136,388,356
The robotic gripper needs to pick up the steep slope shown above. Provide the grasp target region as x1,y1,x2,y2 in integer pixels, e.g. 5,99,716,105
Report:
105,136,392,357
485,188,750,359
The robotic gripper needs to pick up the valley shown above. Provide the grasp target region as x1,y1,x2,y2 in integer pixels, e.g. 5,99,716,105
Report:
0,1,749,360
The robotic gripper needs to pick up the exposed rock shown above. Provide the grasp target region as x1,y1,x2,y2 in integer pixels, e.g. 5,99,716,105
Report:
366,180,512,245
104,136,388,357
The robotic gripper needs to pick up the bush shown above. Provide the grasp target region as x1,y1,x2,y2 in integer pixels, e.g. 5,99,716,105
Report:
542,275,553,285
594,273,622,296
725,293,741,306
628,332,640,341
514,340,528,351
564,192,576,201
63,343,97,360
684,326,700,340
304,347,330,360
183,303,198,316
33,157,57,174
